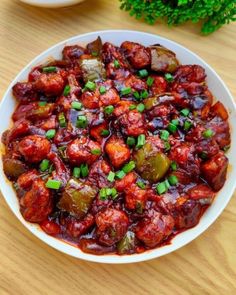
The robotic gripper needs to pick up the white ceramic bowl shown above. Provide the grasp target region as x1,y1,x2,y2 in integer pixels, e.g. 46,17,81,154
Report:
19,0,85,8
0,30,236,264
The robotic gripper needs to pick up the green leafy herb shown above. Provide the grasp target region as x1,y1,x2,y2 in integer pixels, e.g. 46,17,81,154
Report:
120,0,236,35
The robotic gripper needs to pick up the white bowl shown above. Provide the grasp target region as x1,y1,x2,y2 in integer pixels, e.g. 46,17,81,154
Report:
19,0,85,8
0,30,236,264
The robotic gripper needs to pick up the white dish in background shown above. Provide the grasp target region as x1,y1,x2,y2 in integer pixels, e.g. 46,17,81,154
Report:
0,30,236,264
19,0,85,8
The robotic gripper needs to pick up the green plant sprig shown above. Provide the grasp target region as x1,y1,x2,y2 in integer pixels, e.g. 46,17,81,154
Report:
120,0,236,35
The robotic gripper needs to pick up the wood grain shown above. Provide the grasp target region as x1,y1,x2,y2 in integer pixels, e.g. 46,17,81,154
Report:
0,0,236,294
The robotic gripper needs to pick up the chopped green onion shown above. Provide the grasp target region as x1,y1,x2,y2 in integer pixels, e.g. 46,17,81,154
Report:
140,90,149,99
48,164,54,174
99,86,106,94
114,59,120,68
164,179,170,189
168,122,177,133
115,170,126,179
91,51,98,57
184,120,192,131
160,130,170,141
139,69,149,78
107,171,115,182
58,112,66,127
200,152,208,159
180,108,190,117
133,91,140,100
170,161,177,171
164,141,171,151
111,187,118,199
85,81,96,91
122,161,135,174
38,101,47,106
121,87,132,96
147,76,154,87
40,159,49,172
73,167,81,178
91,149,101,155
202,129,214,138
46,129,56,139
76,115,87,128
129,105,136,110
168,175,179,186
165,73,174,82
137,103,145,113
100,129,110,137
99,187,118,200
63,85,71,96
104,105,114,115
126,136,136,147
80,164,89,178
156,181,168,195
99,188,108,200
136,180,146,189
71,101,82,110
42,66,57,73
46,179,61,190
171,119,179,126
136,134,146,149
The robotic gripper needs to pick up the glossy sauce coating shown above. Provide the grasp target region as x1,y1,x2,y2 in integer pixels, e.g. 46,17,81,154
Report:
2,37,231,255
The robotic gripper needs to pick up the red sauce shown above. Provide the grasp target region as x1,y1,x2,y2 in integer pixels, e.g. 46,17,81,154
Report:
2,37,230,255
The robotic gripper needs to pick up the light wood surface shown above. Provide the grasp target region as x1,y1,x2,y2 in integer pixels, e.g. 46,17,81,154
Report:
0,1,236,294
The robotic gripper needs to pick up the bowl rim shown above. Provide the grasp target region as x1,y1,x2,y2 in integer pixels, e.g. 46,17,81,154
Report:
1,29,236,264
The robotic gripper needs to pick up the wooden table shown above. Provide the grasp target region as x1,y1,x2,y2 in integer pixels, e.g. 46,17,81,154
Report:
0,0,236,294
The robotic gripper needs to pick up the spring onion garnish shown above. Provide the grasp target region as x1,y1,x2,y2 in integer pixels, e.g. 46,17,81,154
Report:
40,159,49,172
99,86,106,94
202,129,214,138
71,101,82,110
122,161,136,174
137,103,145,113
168,175,179,186
114,59,120,68
121,87,132,96
126,136,136,147
46,129,56,139
91,149,101,155
63,85,71,96
76,115,87,128
165,73,174,82
104,105,114,115
100,129,110,137
80,164,89,178
136,134,146,149
107,171,115,182
115,170,126,179
46,179,61,190
42,66,57,73
85,81,96,91
147,76,154,87
180,108,190,117
73,167,81,178
58,112,66,127
160,130,170,141
139,69,149,78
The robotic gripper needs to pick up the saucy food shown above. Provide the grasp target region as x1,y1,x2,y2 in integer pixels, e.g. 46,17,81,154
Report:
2,37,231,255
